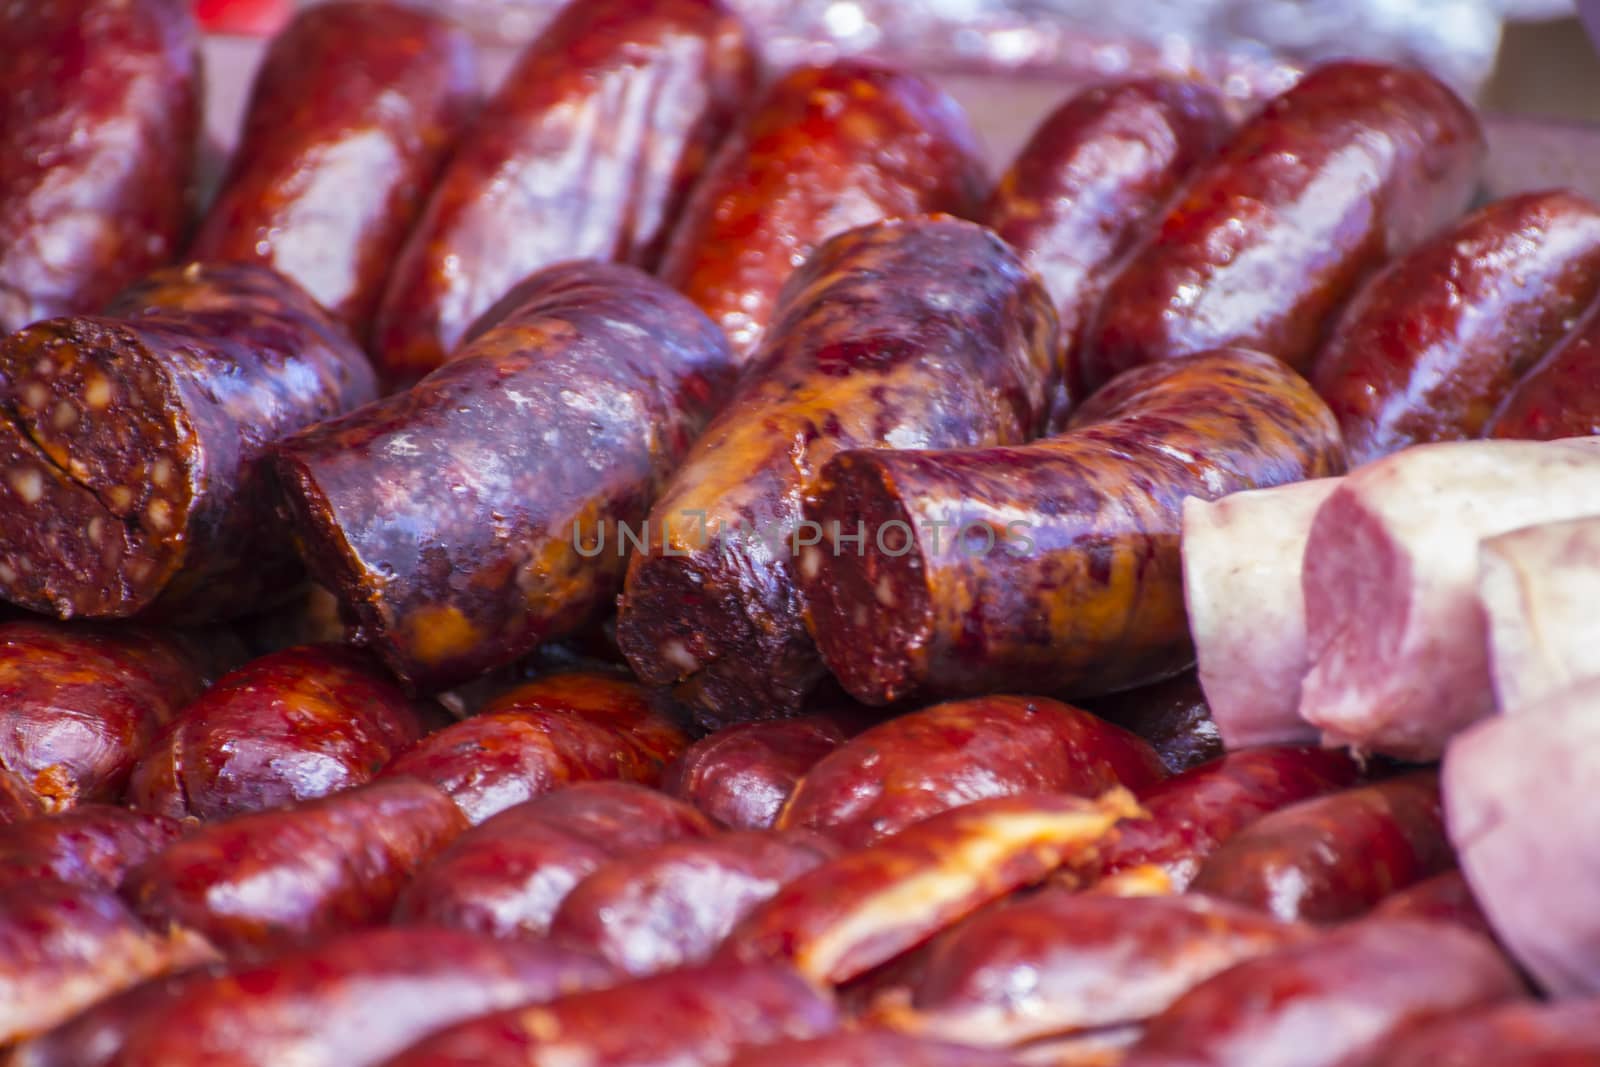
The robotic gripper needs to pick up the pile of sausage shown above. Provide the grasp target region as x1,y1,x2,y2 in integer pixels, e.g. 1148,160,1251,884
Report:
1,0,1600,1063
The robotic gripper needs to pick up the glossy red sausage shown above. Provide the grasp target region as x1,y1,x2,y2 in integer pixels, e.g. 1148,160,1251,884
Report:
276,261,734,692
1189,771,1454,922
663,716,852,829
1310,191,1600,464
0,0,199,333
619,217,1061,727
0,805,183,891
105,928,618,1067
6,966,229,1067
549,830,837,976
1370,870,1496,940
0,263,376,622
1084,61,1483,391
122,777,466,955
777,695,1165,849
380,671,691,824
0,622,210,813
128,644,443,820
372,0,755,384
189,3,477,336
800,349,1346,707
726,1032,1027,1067
658,61,988,362
986,77,1228,414
1083,671,1223,775
1348,999,1600,1067
393,781,714,939
1486,304,1600,440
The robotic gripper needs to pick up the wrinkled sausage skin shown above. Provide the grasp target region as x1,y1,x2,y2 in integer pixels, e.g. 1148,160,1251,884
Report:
1486,305,1600,440
0,263,377,622
372,0,756,384
275,261,734,693
663,716,851,829
658,61,989,362
189,2,479,337
618,217,1061,728
128,644,444,821
0,805,183,891
1084,61,1484,390
800,349,1346,707
0,0,200,334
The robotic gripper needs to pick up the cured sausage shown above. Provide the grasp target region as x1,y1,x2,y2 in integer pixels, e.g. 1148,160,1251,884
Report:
0,621,211,812
726,1032,1026,1067
372,0,755,383
393,781,714,939
663,716,852,829
6,966,229,1067
1189,771,1453,922
618,217,1061,726
658,61,988,362
0,262,376,622
1371,870,1495,940
0,805,183,891
129,644,444,820
1486,304,1600,440
189,2,478,336
724,790,1141,985
0,0,199,333
122,777,466,955
777,695,1165,849
986,77,1227,412
1346,999,1600,1067
549,830,837,976
275,261,734,692
1084,60,1483,390
380,671,691,824
801,348,1346,707
1310,191,1600,464
1083,671,1223,775
104,928,618,1067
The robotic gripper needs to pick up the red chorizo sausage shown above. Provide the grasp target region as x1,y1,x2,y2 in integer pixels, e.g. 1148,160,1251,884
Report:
549,830,837,976
777,695,1165,849
726,1032,1027,1067
986,78,1228,415
275,261,734,692
0,621,211,812
393,781,714,939
122,777,466,955
1084,61,1483,391
189,2,478,337
380,671,691,824
1189,771,1454,922
1486,304,1600,440
0,805,183,892
128,644,445,821
0,262,376,622
371,0,755,384
1370,870,1496,940
663,716,852,829
6,965,229,1067
1083,671,1223,775
658,61,989,363
0,0,199,333
1310,191,1600,465
799,348,1346,707
618,217,1061,727
1347,999,1600,1067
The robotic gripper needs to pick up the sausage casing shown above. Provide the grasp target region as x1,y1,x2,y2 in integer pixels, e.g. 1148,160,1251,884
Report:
0,805,183,892
1486,305,1600,440
1083,671,1222,775
663,715,852,830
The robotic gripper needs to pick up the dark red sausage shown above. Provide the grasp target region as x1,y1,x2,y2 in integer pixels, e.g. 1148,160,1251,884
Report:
1084,61,1483,391
1083,670,1223,775
1370,870,1496,940
1189,771,1453,922
0,262,376,622
0,0,199,333
393,781,714,939
1071,746,1363,892
1310,191,1600,465
0,805,183,891
986,78,1228,415
659,61,989,363
663,716,853,829
380,671,691,824
777,695,1165,849
800,349,1346,707
0,622,210,812
372,0,755,384
104,928,618,1067
1347,999,1600,1067
378,961,837,1067
122,777,466,955
6,966,229,1067
727,1032,1027,1067
189,2,477,337
549,830,837,976
276,261,734,692
1486,303,1600,440
618,217,1061,727
0,880,217,1045
128,644,444,820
